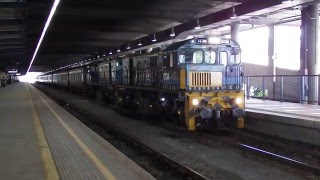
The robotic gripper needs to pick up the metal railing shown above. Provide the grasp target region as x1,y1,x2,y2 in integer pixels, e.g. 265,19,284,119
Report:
244,75,320,104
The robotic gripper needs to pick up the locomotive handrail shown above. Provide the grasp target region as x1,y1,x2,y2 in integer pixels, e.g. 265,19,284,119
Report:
225,64,243,86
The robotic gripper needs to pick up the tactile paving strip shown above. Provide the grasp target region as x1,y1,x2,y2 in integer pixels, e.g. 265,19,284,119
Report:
30,90,106,180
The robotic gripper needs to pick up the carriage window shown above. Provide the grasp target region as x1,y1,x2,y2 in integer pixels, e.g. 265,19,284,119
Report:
220,51,228,66
204,50,216,64
192,50,203,63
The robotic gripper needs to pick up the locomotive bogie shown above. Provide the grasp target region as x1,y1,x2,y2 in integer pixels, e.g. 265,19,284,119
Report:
184,91,244,130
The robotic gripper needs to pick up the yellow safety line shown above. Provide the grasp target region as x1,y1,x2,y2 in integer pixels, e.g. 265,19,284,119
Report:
30,85,117,180
26,84,60,180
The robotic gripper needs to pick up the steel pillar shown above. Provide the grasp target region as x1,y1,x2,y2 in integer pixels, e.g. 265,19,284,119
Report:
231,23,239,44
301,3,319,105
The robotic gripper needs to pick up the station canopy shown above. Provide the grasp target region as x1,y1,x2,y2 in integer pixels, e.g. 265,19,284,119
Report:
0,0,313,74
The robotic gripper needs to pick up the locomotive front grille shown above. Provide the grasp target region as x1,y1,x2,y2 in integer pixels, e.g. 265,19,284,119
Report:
189,72,222,87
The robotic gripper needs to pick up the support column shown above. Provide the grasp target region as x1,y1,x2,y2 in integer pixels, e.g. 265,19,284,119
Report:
300,7,307,103
231,22,239,43
301,3,319,104
268,25,275,99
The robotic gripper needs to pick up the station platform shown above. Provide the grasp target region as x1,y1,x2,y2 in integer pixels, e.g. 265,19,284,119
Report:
245,98,320,145
0,83,154,180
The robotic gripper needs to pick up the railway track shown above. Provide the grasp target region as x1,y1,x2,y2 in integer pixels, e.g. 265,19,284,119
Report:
239,143,320,175
36,84,320,179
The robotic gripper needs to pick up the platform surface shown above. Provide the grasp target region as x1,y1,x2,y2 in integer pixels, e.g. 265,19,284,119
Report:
245,98,320,145
246,98,320,122
0,83,154,180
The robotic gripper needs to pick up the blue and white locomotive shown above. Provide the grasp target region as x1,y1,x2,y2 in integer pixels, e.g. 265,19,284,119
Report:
37,36,245,131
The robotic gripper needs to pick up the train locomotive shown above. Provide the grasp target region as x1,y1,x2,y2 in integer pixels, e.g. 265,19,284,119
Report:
37,36,245,131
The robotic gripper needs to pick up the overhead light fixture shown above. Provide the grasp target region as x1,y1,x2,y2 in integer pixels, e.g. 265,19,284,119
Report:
97,55,100,58
170,28,175,37
126,44,130,50
282,0,292,4
103,54,106,57
138,40,142,46
27,0,61,73
152,34,157,42
117,46,121,53
230,7,237,19
109,51,112,55
195,19,201,30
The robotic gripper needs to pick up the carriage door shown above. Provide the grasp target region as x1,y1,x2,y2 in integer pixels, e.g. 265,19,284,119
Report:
163,51,179,90
90,65,98,85
116,61,123,85
150,54,158,87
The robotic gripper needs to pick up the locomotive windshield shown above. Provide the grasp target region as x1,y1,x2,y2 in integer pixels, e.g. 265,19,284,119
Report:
230,47,241,64
178,48,216,64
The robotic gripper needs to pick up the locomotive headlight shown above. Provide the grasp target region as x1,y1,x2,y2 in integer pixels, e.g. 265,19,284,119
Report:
235,97,243,105
160,97,166,102
192,99,199,106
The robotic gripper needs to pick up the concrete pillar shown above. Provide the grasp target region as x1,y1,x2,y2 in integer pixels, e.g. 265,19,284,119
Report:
300,7,307,103
231,22,239,44
268,25,275,75
301,3,319,104
268,25,275,99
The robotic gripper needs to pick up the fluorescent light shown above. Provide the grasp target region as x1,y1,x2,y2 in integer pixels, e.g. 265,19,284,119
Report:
27,0,61,73
152,34,156,42
194,19,201,30
230,7,237,19
170,28,175,37
138,40,142,46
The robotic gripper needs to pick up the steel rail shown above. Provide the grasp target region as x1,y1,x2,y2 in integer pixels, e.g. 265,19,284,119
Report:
239,143,320,175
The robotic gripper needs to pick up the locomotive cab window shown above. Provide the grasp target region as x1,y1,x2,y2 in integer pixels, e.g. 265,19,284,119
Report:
178,48,203,64
192,50,203,63
230,48,241,64
204,50,216,64
219,51,228,66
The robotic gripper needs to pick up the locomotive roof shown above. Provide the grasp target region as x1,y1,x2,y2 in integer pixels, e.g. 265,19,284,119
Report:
164,37,239,52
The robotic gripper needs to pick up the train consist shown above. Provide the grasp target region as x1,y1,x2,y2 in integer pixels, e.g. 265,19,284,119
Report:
37,36,245,131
